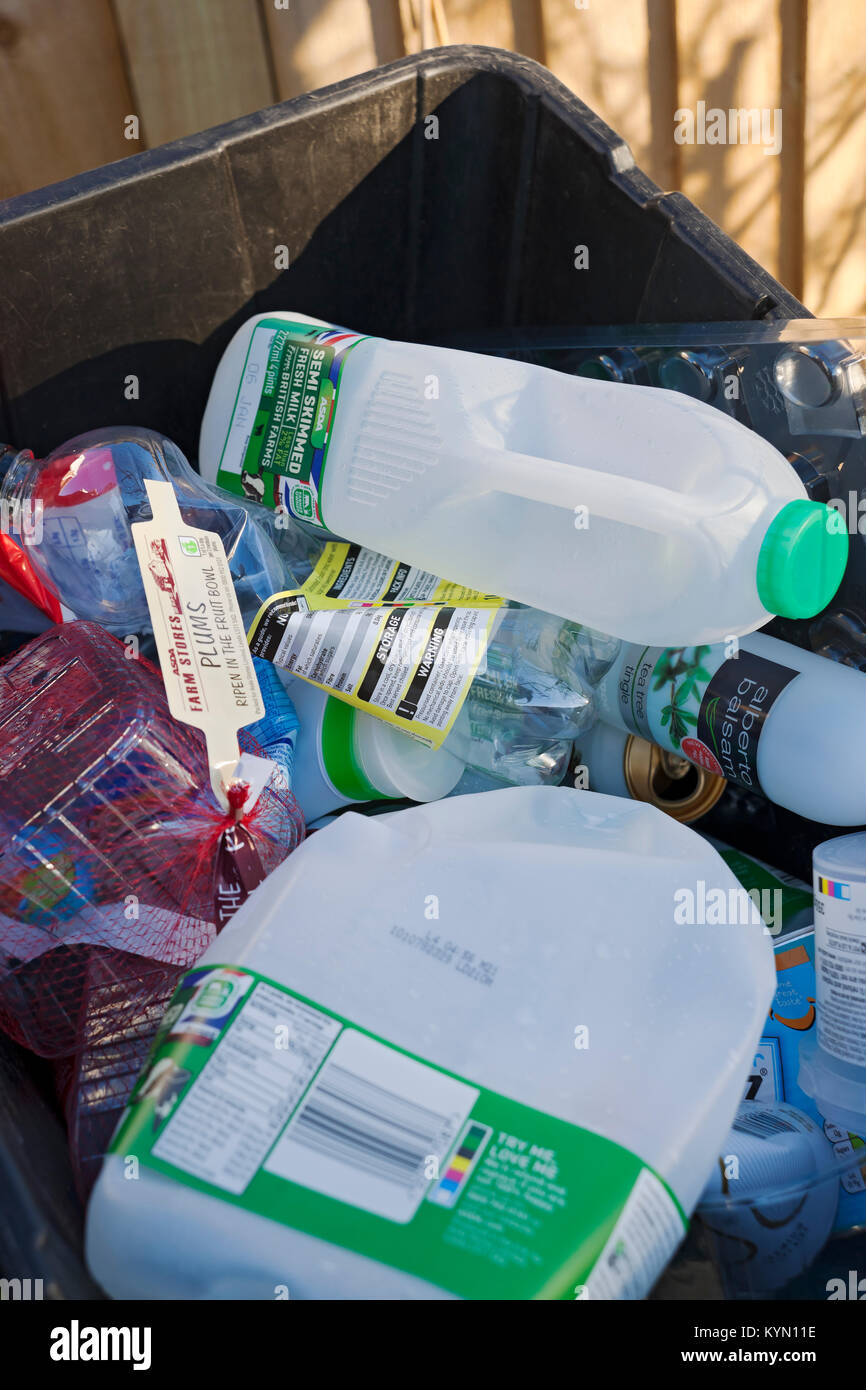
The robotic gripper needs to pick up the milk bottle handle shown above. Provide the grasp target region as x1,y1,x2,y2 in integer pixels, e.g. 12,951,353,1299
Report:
477,446,721,536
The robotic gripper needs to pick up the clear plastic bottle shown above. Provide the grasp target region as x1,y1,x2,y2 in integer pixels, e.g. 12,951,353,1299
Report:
0,427,288,633
282,612,611,821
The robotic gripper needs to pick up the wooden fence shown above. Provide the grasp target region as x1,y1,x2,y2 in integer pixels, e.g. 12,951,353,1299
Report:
0,0,863,313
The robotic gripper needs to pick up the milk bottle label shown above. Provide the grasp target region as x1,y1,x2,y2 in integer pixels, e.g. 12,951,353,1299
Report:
112,964,687,1301
616,642,798,792
215,317,365,528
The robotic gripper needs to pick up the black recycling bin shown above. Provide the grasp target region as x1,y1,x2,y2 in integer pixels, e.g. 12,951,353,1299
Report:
0,45,828,1300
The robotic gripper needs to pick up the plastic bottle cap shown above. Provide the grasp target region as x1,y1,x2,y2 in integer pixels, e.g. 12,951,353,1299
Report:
319,698,393,803
756,499,848,619
353,710,465,804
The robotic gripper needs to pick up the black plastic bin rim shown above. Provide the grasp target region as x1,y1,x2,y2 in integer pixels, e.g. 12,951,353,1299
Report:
0,42,806,332
0,47,636,222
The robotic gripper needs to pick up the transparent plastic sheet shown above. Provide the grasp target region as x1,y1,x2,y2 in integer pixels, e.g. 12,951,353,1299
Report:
53,957,185,1198
447,318,866,666
693,1101,866,1300
0,621,303,1195
0,428,290,636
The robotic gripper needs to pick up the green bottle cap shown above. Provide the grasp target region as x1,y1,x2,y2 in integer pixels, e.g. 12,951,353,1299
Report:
320,695,392,803
756,499,848,619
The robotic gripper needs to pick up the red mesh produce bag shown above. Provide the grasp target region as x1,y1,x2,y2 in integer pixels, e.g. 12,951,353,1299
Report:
0,621,303,1192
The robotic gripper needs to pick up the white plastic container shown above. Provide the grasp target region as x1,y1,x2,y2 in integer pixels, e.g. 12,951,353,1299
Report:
285,671,464,821
87,786,775,1300
595,629,866,824
800,833,866,1133
199,312,846,646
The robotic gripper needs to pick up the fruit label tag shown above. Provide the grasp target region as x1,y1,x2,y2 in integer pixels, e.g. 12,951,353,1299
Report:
132,479,266,812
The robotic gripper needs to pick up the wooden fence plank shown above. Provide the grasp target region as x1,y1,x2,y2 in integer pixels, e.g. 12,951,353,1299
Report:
263,0,395,99
439,0,514,51
371,1,409,62
511,0,546,64
802,0,866,313
113,0,275,148
542,0,654,178
264,0,401,96
779,0,807,299
647,0,680,191
675,0,784,282
0,0,138,200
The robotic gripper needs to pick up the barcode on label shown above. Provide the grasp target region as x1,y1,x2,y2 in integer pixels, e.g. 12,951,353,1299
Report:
733,1109,797,1138
265,1029,478,1223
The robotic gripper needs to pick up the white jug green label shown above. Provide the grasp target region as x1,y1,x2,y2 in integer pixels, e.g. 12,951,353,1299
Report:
216,318,366,528
617,643,799,792
112,965,686,1300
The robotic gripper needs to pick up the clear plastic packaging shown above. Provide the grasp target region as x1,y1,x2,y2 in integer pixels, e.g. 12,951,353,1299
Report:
695,1099,866,1299
0,620,303,1192
0,427,290,634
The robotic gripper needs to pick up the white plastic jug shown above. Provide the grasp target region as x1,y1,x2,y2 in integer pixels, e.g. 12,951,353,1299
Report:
800,832,866,1133
199,312,847,646
87,786,774,1300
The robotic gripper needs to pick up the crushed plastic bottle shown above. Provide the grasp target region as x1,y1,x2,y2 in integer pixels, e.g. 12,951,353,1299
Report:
284,631,583,822
697,1100,841,1298
263,599,618,819
0,427,289,634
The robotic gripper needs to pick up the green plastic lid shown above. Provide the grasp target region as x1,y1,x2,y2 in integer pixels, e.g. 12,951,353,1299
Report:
756,499,848,619
320,697,391,803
